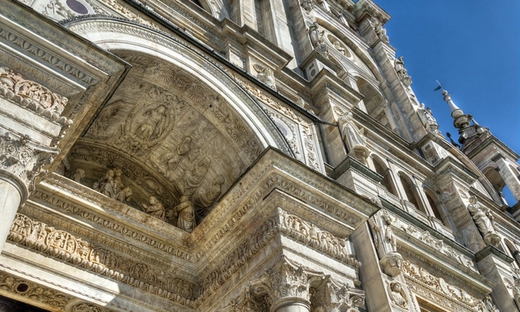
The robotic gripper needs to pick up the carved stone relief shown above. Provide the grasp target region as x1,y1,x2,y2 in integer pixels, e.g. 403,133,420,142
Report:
0,66,71,125
0,132,59,191
65,56,271,228
196,209,361,303
403,259,482,311
8,213,195,306
0,271,75,310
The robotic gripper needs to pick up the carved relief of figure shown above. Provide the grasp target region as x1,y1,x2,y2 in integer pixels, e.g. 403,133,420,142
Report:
194,175,225,209
388,281,407,308
136,105,167,141
253,64,276,89
333,40,346,55
164,136,192,174
142,196,165,220
173,196,195,233
184,156,211,196
89,100,124,137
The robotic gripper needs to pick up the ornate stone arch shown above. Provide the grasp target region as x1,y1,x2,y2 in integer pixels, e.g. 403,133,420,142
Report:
61,17,293,228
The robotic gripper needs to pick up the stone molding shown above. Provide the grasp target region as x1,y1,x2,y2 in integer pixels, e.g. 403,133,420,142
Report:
7,213,195,307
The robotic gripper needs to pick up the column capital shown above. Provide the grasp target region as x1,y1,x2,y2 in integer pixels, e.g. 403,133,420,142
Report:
0,132,59,200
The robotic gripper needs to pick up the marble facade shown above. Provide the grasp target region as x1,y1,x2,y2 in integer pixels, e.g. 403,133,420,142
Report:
1,0,520,311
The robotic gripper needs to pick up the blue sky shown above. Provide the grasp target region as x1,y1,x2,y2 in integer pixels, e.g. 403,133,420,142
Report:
375,1,520,154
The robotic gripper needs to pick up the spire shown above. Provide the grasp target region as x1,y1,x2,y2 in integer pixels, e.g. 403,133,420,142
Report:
434,82,488,149
434,81,470,130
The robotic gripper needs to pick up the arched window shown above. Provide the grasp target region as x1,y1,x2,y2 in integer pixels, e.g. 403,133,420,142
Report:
373,157,398,197
399,173,425,212
484,166,513,205
356,78,388,128
424,190,445,224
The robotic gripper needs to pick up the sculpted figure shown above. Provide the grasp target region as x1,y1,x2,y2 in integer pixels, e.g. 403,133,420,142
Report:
184,156,211,196
253,64,276,89
338,111,369,163
389,281,407,308
374,20,389,42
136,105,167,141
97,169,116,198
467,196,496,236
195,175,225,208
142,196,165,220
384,212,397,252
72,168,85,183
113,168,124,195
173,196,195,233
115,187,132,204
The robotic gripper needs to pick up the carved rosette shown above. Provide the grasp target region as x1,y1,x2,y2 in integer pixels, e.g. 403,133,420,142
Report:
0,132,59,197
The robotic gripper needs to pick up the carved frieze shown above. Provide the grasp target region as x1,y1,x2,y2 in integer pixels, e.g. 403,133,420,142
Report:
30,186,192,260
0,66,71,125
0,271,75,310
8,213,195,306
403,260,482,311
392,212,478,272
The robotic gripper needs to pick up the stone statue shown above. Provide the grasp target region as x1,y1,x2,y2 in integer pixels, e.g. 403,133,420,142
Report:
253,64,276,89
72,168,85,183
97,169,116,198
395,56,412,87
388,281,407,308
384,212,397,252
142,196,165,220
115,187,133,204
338,111,369,163
467,196,500,245
173,196,195,233
373,20,389,43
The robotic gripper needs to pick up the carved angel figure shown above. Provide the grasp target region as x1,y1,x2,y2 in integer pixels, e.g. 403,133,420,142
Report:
142,196,165,220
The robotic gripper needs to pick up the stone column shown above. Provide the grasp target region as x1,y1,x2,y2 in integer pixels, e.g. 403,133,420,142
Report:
0,68,64,252
268,258,311,312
